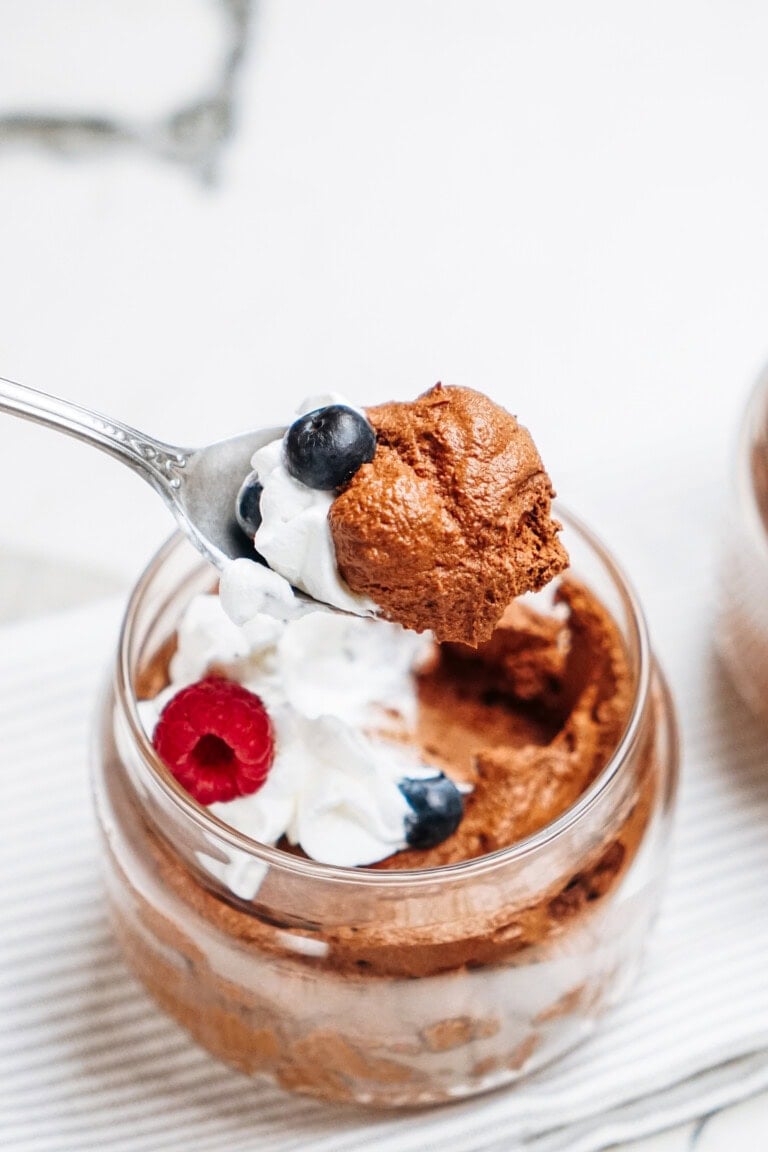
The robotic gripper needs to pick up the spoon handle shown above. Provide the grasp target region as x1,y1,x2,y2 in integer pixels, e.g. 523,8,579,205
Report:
0,375,190,496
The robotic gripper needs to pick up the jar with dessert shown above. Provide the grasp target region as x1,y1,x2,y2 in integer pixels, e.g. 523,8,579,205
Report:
717,365,768,720
93,385,679,1106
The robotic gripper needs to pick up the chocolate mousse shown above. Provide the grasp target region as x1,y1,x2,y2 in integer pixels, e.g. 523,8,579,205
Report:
376,578,633,869
330,384,568,645
108,573,659,1094
94,384,676,1107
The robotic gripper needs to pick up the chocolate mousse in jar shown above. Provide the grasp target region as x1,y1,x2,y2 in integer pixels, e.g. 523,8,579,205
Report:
92,387,679,1107
717,365,768,719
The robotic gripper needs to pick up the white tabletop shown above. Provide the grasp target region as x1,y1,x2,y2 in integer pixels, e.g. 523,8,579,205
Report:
1,2,767,1147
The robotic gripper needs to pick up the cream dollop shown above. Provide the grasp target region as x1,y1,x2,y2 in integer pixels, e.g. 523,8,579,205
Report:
248,394,377,616
140,572,436,868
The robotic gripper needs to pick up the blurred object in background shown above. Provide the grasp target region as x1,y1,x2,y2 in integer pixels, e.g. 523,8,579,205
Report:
0,0,253,178
717,365,768,722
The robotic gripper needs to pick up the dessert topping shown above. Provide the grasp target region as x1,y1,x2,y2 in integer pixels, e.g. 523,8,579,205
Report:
398,773,465,850
284,404,376,491
235,471,264,539
245,397,377,616
152,675,274,805
140,588,448,867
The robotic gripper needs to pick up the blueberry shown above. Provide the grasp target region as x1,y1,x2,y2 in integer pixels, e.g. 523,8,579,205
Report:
284,404,376,490
235,471,264,538
398,773,464,850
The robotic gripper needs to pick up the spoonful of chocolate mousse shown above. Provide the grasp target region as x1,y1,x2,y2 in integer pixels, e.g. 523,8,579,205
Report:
231,383,568,645
0,376,567,644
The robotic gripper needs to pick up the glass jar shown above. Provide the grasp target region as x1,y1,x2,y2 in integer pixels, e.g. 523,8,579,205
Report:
717,366,768,720
92,511,679,1107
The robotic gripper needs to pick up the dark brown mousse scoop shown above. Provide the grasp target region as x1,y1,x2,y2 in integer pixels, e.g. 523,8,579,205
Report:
329,383,568,645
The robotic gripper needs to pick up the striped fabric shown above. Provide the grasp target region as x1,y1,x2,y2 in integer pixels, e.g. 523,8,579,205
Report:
3,506,768,1152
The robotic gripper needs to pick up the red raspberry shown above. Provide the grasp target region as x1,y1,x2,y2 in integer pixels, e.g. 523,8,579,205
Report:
152,676,274,805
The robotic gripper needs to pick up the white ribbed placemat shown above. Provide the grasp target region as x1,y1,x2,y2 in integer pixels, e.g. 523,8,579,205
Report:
3,462,768,1152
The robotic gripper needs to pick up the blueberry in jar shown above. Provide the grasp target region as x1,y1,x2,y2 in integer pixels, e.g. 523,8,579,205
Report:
284,405,376,490
398,773,464,850
235,471,264,538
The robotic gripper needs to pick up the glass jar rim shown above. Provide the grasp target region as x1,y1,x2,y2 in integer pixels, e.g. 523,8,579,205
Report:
116,504,652,885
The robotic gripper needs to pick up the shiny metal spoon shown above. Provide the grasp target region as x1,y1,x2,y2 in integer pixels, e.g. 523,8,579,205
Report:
0,374,287,571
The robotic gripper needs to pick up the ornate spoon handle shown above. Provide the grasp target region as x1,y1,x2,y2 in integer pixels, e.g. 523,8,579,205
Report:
0,374,189,496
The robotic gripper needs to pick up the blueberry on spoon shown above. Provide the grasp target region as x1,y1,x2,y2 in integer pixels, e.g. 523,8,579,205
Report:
284,404,376,490
235,471,264,538
398,774,464,850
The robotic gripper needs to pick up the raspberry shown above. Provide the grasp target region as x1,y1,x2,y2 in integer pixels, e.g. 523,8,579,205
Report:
152,676,274,805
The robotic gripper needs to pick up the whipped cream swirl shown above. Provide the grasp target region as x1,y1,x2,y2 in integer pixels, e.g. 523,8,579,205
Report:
139,565,438,867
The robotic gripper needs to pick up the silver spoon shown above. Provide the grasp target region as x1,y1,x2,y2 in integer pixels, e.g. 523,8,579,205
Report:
0,374,287,571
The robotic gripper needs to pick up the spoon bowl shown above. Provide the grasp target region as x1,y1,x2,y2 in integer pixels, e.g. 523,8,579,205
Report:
179,424,286,567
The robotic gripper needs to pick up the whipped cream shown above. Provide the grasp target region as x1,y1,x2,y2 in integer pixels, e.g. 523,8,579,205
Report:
139,570,438,867
247,394,377,616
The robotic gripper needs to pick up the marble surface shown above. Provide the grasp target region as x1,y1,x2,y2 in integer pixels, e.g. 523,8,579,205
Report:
2,2,768,1148
0,0,250,176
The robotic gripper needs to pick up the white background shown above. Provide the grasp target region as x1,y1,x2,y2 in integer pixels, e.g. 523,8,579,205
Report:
0,1,765,583
1,4,767,1148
